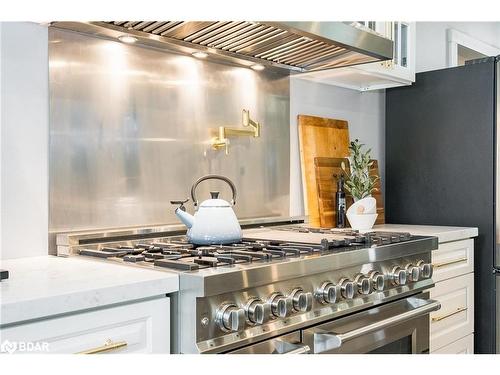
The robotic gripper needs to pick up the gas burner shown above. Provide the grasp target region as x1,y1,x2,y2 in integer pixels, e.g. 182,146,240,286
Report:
192,246,219,257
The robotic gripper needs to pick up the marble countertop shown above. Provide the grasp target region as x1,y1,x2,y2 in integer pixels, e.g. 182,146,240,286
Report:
0,255,178,326
371,224,478,243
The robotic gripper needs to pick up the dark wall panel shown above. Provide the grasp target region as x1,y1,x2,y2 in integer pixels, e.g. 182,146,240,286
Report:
386,62,496,353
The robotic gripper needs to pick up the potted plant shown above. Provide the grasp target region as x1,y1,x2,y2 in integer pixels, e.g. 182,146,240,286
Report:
341,139,379,201
341,139,380,230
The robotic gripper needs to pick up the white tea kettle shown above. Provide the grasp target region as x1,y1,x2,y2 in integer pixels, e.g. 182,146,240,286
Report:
170,175,242,245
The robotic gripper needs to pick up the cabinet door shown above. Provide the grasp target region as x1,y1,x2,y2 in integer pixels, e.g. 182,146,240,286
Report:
0,297,170,354
393,22,412,71
432,239,474,283
356,21,415,84
430,273,474,352
432,334,474,354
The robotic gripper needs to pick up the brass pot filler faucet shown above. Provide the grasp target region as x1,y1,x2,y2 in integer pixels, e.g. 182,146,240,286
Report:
211,109,261,155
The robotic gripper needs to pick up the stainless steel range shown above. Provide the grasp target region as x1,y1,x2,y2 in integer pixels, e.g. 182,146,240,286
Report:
57,224,440,354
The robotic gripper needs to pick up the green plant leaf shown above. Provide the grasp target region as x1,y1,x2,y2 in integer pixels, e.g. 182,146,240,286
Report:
341,139,380,199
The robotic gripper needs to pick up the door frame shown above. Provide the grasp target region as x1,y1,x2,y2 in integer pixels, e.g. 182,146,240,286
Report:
447,28,500,67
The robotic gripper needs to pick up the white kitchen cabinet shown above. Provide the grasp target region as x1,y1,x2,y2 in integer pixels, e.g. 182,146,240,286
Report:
0,297,170,354
432,333,474,354
425,236,476,353
294,22,415,91
428,237,475,353
430,272,474,352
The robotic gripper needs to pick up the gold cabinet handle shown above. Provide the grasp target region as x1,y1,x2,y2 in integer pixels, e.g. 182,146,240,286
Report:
76,339,128,354
432,307,468,322
432,257,468,268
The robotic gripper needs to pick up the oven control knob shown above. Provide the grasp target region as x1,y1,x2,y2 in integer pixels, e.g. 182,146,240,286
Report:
406,264,421,282
354,274,372,295
390,266,407,286
215,303,246,332
417,260,433,279
268,293,292,318
367,270,385,291
244,298,271,325
339,278,356,299
290,288,313,312
316,282,340,304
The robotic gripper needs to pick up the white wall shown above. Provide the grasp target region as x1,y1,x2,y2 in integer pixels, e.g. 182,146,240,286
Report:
416,22,500,73
289,78,385,217
0,22,48,260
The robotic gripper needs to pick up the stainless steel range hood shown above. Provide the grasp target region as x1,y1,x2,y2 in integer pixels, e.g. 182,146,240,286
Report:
51,21,393,73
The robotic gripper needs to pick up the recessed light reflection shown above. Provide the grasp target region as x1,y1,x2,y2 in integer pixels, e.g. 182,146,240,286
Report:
250,64,265,71
118,35,138,44
192,51,209,59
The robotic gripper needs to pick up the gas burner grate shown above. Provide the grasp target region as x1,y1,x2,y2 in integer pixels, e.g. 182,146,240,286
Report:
76,228,417,271
154,258,200,271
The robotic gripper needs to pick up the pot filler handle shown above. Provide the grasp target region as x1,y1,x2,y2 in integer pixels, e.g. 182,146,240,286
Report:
313,298,441,353
191,174,237,206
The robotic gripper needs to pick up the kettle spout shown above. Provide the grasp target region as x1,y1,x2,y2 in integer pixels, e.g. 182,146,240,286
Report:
175,208,195,229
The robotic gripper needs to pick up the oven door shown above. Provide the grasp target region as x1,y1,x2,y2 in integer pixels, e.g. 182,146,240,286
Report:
228,332,310,354
302,295,441,354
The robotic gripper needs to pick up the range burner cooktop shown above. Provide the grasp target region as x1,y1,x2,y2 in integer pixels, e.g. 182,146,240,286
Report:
75,226,414,272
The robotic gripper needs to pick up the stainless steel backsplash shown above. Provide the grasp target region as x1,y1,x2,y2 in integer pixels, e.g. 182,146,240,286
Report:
49,29,290,236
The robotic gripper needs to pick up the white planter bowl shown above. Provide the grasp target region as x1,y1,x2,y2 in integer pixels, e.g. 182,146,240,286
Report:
347,197,377,215
346,212,378,230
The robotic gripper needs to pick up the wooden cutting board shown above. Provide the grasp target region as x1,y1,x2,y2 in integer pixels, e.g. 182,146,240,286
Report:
298,115,350,227
314,157,385,228
314,157,353,228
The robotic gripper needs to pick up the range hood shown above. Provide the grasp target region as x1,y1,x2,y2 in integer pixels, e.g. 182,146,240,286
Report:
51,21,393,73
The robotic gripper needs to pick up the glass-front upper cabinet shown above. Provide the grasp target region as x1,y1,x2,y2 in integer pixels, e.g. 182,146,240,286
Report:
391,21,410,69
355,21,416,86
294,21,416,91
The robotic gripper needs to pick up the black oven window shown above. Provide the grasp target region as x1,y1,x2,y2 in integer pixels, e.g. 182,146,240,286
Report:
368,336,412,354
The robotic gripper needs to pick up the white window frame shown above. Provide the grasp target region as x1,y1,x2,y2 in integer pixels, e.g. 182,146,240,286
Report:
447,28,500,67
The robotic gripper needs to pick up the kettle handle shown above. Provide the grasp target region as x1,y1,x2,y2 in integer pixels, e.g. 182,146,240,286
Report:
191,175,237,207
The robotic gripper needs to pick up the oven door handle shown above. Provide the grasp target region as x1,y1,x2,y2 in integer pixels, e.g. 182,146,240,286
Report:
314,299,441,353
281,343,311,354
